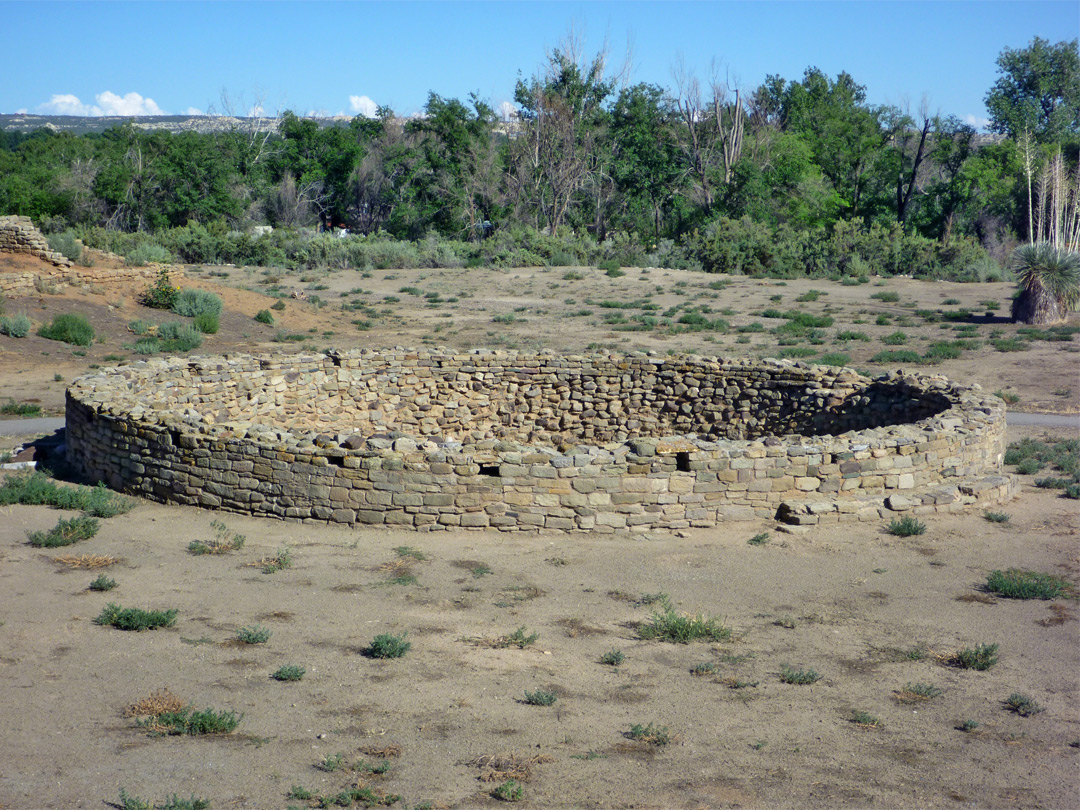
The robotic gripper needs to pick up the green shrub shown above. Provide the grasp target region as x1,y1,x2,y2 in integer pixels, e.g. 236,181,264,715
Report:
38,313,94,346
887,516,926,536
141,268,179,310
48,231,83,263
1004,692,1044,717
0,472,134,517
625,722,672,745
271,664,305,682
985,569,1072,600
780,665,822,684
270,299,286,311
156,322,203,352
0,313,32,337
639,599,731,644
254,309,275,325
95,603,177,631
954,642,999,671
89,574,118,591
492,780,525,802
27,515,99,547
523,689,557,706
125,242,172,267
923,342,963,361
235,625,271,644
118,788,210,810
871,291,901,302
501,626,540,648
870,350,922,364
600,649,625,666
881,331,908,345
0,399,41,416
192,312,218,334
366,632,410,658
816,352,851,367
173,289,222,318
141,706,241,735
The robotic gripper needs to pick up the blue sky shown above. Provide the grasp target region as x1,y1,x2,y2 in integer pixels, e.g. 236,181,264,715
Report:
2,1,1076,128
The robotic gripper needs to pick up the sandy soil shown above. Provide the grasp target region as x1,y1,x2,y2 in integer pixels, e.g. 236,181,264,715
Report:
0,253,1078,809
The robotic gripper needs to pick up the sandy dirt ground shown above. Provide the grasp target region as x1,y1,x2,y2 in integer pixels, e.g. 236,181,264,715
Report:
0,253,1078,809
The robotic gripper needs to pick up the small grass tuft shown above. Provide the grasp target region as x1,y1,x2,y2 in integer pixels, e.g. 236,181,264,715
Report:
139,706,241,736
393,545,427,561
27,515,99,547
887,515,927,537
252,547,292,574
271,664,305,681
491,780,525,802
747,531,770,546
235,625,271,644
625,722,673,746
502,626,540,649
523,689,557,706
958,719,980,732
1004,692,1044,717
89,573,118,591
852,711,885,729
985,569,1072,600
951,642,999,671
600,648,625,666
780,665,822,685
187,520,245,555
366,632,411,659
982,511,1011,524
118,788,209,810
639,601,731,644
95,603,177,631
690,661,719,676
894,682,944,703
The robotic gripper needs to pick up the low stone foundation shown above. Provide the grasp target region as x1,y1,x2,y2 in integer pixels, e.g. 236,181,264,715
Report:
65,349,1013,531
0,215,179,296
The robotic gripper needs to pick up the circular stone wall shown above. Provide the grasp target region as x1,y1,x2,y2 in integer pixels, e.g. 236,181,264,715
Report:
65,349,1014,531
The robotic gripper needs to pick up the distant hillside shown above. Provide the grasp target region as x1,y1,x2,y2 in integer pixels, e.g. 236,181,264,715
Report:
0,113,354,136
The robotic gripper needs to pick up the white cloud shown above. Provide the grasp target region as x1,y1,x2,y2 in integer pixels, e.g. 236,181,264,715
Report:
349,94,378,117
964,113,991,130
498,100,517,120
184,106,204,116
35,91,165,116
15,108,27,114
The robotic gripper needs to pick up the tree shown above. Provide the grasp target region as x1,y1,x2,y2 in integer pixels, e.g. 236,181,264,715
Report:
985,38,1080,144
511,43,615,233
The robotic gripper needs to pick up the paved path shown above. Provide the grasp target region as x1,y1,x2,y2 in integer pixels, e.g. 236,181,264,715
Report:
1,412,1077,438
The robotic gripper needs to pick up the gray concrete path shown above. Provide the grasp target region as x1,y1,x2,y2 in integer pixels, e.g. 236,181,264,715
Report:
1006,412,1080,429
0,417,65,436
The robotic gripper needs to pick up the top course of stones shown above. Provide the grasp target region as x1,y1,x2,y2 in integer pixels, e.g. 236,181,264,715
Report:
65,349,1013,531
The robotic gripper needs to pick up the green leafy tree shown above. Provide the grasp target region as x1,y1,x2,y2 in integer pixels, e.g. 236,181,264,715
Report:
985,37,1080,145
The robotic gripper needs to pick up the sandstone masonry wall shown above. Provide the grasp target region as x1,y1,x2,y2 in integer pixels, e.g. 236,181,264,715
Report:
0,216,178,296
66,350,1013,531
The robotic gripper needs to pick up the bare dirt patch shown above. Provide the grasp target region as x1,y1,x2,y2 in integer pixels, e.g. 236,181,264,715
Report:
0,255,1078,809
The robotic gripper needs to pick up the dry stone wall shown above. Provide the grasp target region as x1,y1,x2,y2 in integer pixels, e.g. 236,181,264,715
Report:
66,349,1013,531
0,215,176,295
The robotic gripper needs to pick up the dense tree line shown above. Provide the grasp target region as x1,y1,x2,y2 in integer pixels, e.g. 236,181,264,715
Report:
1,37,1076,280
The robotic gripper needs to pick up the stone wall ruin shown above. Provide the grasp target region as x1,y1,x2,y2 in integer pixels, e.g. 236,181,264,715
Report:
65,349,1014,531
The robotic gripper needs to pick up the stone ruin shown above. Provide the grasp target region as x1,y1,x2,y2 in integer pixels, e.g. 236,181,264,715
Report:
65,349,1014,531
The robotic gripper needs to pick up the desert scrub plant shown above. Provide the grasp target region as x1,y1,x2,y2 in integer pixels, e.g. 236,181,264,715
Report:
951,642,999,671
638,599,731,644
38,313,94,346
27,515,99,547
271,664,305,682
894,682,944,703
0,313,32,337
600,648,625,666
254,309,275,325
253,547,292,573
886,515,926,537
140,706,241,735
691,661,719,676
491,780,525,802
366,632,410,658
118,788,209,810
780,665,822,685
188,520,245,554
1009,242,1080,325
625,722,673,746
393,545,427,560
985,569,1072,600
95,603,177,631
89,573,118,591
172,289,222,318
192,312,218,334
523,689,557,706
235,625,271,644
958,719,981,733
851,711,885,729
747,531,770,546
983,511,1011,523
1004,692,1045,717
0,398,41,416
501,626,540,649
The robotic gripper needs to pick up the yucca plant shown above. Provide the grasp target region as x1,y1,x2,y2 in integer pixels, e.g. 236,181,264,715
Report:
1010,242,1080,325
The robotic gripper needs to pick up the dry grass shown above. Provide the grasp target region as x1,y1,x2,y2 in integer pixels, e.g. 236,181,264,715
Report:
559,618,607,638
358,744,402,759
1038,604,1075,627
469,752,553,783
955,593,997,604
124,688,187,718
377,558,415,576
52,553,118,569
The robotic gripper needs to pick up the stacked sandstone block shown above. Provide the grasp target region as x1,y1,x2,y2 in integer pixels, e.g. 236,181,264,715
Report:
66,350,1013,531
